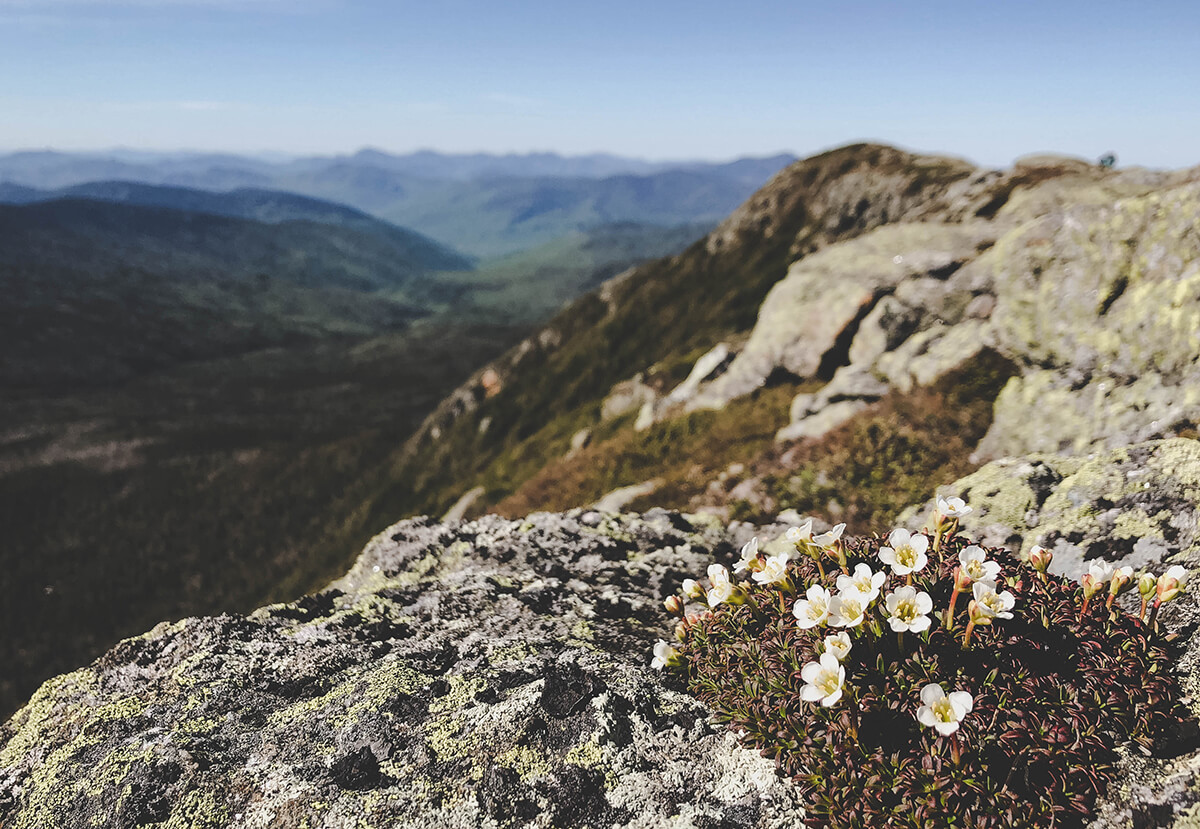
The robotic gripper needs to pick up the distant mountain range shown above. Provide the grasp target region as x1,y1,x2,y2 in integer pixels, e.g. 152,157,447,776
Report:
0,149,796,257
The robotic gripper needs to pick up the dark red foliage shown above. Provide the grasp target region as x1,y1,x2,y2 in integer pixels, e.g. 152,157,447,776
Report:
672,532,1194,829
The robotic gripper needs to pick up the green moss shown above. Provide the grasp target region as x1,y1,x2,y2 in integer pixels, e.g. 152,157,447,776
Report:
0,668,97,767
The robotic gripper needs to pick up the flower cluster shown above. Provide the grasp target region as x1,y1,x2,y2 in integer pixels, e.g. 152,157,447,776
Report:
653,500,1195,829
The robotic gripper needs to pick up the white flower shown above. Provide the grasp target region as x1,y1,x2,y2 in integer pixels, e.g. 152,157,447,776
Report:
937,496,972,519
681,578,705,600
958,545,1001,584
971,580,1015,620
785,519,814,546
752,551,790,585
827,592,867,628
812,522,846,549
734,537,760,574
707,580,733,607
916,683,974,736
793,584,833,629
884,586,934,633
707,563,731,587
800,652,846,707
836,563,885,604
823,632,852,662
651,640,679,670
878,528,930,576
1086,560,1115,585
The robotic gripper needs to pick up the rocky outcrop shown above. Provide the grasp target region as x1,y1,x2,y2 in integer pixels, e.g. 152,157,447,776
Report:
680,159,1200,457
0,511,806,829
980,183,1200,457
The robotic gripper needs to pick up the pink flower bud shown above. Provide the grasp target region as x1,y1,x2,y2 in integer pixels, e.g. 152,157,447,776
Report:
1157,565,1189,603
1029,545,1052,573
967,599,994,627
1109,566,1134,598
663,595,684,615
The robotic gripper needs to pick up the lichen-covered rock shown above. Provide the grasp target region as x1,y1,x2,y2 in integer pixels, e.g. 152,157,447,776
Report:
907,439,1200,579
907,438,1200,827
689,221,995,412
0,511,806,829
979,183,1200,457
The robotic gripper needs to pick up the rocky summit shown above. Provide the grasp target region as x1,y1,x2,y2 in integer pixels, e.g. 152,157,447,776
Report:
5,143,1200,828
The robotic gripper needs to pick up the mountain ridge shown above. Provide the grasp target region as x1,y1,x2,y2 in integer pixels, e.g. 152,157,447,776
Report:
0,149,798,258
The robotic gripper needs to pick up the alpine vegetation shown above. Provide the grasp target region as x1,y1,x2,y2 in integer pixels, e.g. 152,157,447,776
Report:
654,500,1195,828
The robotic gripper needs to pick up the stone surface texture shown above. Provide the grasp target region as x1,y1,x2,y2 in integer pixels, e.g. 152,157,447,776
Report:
0,511,806,829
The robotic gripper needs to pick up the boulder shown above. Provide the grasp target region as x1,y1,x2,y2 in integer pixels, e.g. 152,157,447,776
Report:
688,222,993,411
978,183,1200,457
0,511,806,829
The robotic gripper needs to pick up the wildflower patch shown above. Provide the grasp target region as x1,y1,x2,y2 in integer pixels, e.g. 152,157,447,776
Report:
654,500,1197,828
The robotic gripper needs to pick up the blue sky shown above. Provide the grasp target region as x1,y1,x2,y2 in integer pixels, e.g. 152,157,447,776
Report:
2,0,1198,167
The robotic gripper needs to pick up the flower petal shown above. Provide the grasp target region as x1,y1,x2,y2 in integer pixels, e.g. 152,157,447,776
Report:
948,691,974,716
800,685,824,702
920,683,946,706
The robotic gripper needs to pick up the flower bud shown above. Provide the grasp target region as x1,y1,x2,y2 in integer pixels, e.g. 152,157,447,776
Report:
681,578,705,600
1109,566,1135,598
953,566,973,592
1029,545,1052,574
663,595,685,615
967,599,995,627
1138,571,1158,598
1081,561,1114,600
1157,565,1189,603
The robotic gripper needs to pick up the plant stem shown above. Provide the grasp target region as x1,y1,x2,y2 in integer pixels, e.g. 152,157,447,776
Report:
1148,598,1162,632
944,586,961,630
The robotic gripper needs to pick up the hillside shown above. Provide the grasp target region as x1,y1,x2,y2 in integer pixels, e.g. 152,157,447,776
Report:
0,180,473,269
0,185,713,716
378,145,1200,533
0,196,473,390
4,143,1200,827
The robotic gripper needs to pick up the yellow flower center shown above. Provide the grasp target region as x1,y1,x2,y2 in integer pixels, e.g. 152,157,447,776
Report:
932,698,957,723
816,670,840,695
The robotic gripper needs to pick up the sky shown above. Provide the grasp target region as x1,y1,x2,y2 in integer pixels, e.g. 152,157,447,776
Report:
2,0,1198,168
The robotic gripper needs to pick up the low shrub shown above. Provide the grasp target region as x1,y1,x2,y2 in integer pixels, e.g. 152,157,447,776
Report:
654,502,1195,828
